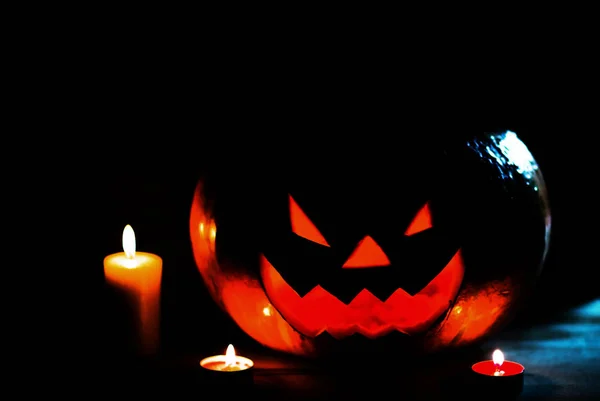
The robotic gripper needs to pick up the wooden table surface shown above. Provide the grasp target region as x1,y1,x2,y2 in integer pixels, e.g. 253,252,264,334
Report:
248,295,599,399
488,298,600,400
81,298,600,400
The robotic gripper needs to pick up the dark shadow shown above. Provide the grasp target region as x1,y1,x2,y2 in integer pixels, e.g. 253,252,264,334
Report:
90,345,490,400
519,372,562,400
510,294,600,328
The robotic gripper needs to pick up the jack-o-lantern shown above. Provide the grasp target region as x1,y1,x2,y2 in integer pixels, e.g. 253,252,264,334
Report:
190,131,550,357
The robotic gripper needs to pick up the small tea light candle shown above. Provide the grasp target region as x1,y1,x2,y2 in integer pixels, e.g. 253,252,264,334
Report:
199,344,254,387
471,349,524,399
472,349,525,377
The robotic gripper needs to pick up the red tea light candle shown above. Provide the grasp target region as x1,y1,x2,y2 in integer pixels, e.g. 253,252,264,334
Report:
472,349,524,377
471,349,524,399
199,344,254,387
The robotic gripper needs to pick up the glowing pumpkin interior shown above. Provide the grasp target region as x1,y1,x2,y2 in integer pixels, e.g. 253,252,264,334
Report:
259,195,465,339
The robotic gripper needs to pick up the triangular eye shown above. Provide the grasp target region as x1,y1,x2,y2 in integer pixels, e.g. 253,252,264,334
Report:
404,202,432,236
289,194,330,247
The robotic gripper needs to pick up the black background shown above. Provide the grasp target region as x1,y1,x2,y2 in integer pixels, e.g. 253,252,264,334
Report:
34,70,597,401
39,52,597,367
22,26,597,400
67,119,597,361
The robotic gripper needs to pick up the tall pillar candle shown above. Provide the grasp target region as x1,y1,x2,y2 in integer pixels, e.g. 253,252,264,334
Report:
104,225,162,355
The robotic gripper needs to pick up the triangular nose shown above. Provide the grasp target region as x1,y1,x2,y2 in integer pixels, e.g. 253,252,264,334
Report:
342,236,391,269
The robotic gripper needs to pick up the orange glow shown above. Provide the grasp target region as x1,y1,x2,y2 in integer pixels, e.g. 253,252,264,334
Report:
342,236,391,268
260,250,464,339
405,203,432,236
430,277,515,349
217,276,316,355
189,187,217,297
190,183,316,356
289,194,330,247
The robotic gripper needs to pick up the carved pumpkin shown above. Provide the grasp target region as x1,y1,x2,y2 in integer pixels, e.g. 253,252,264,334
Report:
190,131,551,357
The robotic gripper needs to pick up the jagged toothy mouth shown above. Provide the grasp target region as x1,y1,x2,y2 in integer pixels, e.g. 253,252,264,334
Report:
259,250,464,339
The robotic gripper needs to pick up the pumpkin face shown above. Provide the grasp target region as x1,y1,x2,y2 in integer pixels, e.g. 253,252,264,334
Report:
259,196,465,339
190,132,550,357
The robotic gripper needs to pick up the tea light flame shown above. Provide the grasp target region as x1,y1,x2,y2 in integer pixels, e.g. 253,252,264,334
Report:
224,344,236,367
493,349,504,367
123,225,136,259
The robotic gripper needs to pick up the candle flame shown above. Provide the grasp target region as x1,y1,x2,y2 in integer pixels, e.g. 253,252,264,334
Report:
224,344,236,366
123,225,136,259
492,349,504,367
